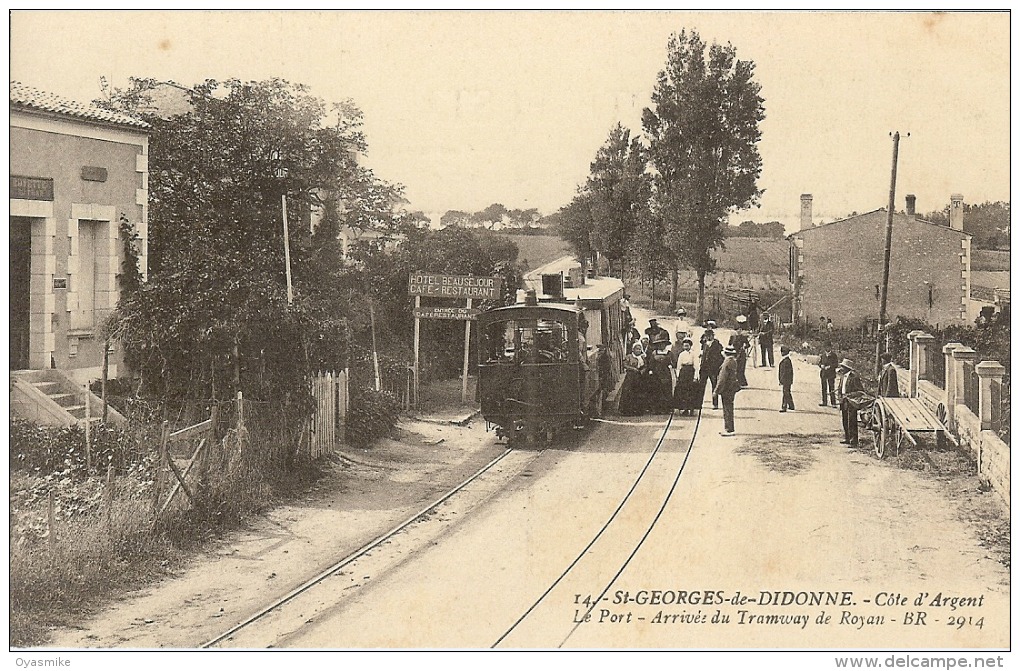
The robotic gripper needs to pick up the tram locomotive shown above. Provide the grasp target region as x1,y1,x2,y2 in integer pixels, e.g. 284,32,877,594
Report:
477,268,624,443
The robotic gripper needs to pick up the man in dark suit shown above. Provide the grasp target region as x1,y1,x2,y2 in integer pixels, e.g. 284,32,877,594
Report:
758,312,775,368
837,358,865,447
818,343,838,406
699,329,725,409
778,346,795,412
717,345,741,436
644,319,670,347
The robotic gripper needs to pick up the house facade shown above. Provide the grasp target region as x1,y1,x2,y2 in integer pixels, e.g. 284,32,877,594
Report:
10,82,149,383
789,193,971,330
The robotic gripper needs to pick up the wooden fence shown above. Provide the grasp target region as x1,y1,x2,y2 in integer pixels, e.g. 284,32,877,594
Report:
308,370,348,458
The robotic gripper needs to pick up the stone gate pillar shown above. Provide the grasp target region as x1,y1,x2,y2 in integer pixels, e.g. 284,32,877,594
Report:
942,342,963,429
975,360,1006,432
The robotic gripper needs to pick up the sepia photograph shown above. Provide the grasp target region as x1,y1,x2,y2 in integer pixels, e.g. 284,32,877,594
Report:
7,9,1012,665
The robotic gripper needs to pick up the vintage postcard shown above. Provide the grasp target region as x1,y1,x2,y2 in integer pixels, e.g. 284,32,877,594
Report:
8,9,1011,666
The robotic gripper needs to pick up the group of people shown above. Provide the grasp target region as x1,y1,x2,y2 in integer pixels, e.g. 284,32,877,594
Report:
618,316,767,437
820,342,901,448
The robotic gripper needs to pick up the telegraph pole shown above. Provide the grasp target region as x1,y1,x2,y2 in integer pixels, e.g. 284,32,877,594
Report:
877,131,907,372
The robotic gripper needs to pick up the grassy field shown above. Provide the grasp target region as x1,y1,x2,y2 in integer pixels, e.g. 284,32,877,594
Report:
712,237,789,274
500,233,573,272
972,249,1010,271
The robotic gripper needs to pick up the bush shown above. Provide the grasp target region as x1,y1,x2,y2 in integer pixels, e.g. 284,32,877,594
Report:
9,417,147,476
346,388,401,448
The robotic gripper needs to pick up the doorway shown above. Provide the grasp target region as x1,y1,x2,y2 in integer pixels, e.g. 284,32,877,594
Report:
10,217,33,369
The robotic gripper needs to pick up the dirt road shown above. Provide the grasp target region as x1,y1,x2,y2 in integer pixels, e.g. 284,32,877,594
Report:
51,319,1009,650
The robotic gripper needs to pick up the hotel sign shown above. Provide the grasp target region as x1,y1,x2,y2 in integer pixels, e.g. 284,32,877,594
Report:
408,274,502,300
10,175,54,201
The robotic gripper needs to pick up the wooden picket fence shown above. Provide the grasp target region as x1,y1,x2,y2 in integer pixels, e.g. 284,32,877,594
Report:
308,370,348,458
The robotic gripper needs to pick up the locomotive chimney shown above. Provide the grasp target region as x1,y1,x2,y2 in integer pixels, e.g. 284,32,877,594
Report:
800,194,813,230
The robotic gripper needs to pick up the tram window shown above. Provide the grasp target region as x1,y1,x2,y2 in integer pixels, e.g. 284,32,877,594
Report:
482,319,570,363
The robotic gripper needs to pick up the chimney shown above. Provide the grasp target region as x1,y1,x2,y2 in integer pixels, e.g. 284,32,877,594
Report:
950,193,964,231
905,194,916,218
800,194,813,230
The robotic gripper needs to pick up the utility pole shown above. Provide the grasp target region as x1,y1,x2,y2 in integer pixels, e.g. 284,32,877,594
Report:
877,131,907,372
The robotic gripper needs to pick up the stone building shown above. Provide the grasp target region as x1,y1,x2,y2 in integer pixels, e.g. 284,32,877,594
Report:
789,193,971,330
10,81,149,383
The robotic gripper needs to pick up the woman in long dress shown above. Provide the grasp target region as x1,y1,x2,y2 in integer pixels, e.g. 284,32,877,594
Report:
618,342,646,416
672,338,699,415
646,338,674,414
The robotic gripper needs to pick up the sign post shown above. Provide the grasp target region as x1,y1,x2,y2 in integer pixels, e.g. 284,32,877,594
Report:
413,295,421,409
408,274,502,410
461,298,473,403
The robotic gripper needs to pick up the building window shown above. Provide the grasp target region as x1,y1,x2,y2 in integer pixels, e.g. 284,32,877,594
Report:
71,219,104,330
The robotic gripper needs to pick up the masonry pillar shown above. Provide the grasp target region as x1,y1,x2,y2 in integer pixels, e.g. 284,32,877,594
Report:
975,361,1006,432
906,331,925,396
914,333,936,383
942,342,963,429
951,346,978,414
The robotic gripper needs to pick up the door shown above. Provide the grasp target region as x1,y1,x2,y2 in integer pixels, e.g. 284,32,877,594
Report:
10,218,32,369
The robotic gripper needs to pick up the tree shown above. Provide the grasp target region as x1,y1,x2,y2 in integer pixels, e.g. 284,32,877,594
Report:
586,123,650,279
642,30,766,319
99,78,394,404
555,193,596,275
440,210,471,228
924,201,1010,250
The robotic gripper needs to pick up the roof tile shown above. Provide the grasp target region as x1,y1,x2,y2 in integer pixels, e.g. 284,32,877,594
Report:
10,81,149,130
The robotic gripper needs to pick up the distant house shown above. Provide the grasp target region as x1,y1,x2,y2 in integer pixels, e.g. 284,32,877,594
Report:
789,193,971,329
10,81,149,379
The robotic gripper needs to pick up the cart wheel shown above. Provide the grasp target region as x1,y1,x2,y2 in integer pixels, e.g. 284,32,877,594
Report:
872,403,889,459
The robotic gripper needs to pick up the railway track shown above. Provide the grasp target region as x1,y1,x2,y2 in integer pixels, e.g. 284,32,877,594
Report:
201,446,514,648
493,405,703,648
204,403,703,649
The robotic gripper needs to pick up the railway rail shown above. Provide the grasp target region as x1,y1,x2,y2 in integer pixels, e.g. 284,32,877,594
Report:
492,406,704,648
201,447,514,648
204,399,703,648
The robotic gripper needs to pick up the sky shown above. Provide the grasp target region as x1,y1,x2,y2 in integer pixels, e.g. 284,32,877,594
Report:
9,10,1012,231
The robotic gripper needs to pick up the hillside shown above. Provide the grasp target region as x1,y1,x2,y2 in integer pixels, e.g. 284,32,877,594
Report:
498,232,574,272
972,249,1010,272
712,238,788,275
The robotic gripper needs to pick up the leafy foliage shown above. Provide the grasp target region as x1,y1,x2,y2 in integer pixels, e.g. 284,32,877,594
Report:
346,389,401,448
923,201,1010,250
642,29,766,318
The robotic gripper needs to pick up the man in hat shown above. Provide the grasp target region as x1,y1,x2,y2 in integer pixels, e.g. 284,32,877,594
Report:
818,342,839,406
758,312,775,368
699,329,725,409
716,344,741,436
877,352,901,398
730,315,751,388
645,318,670,347
778,345,795,412
837,358,865,447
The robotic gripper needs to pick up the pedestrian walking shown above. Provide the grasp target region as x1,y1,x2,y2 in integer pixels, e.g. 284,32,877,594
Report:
672,338,699,416
837,358,865,447
778,346,795,412
877,352,901,397
699,329,725,409
717,345,741,436
818,343,838,406
758,312,775,368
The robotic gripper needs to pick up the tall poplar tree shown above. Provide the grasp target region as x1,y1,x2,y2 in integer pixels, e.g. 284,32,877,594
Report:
642,30,765,318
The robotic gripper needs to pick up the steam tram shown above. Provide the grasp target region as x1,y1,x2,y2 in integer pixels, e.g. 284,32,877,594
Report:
477,267,625,443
